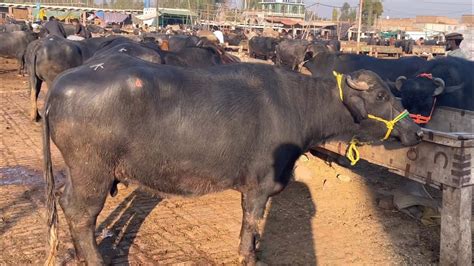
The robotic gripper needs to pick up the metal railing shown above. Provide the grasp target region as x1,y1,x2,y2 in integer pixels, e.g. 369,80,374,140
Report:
0,0,144,9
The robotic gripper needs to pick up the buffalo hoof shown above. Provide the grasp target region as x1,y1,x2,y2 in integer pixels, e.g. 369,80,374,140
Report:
239,254,257,266
32,115,42,123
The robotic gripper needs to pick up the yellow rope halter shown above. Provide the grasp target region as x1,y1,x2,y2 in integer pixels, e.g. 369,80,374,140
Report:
333,71,410,165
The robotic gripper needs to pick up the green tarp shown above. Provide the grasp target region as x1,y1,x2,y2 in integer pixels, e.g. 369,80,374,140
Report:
33,9,81,20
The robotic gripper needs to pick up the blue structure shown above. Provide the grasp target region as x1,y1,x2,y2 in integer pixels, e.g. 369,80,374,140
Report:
144,0,151,8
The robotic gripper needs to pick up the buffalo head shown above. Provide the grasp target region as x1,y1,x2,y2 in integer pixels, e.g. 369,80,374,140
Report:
395,74,464,119
340,70,423,146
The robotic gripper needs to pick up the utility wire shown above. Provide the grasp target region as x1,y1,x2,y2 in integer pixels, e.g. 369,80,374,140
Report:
421,1,473,5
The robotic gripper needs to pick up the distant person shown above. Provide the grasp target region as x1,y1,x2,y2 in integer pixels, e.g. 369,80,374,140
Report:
389,36,395,46
43,16,67,38
72,18,91,39
415,37,424,46
212,26,224,44
111,22,121,34
445,32,467,59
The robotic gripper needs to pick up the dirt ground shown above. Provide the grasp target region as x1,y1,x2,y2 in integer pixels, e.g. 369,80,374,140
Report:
0,58,447,264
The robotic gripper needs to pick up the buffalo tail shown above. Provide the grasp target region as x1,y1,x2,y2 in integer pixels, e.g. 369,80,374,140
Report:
42,106,58,266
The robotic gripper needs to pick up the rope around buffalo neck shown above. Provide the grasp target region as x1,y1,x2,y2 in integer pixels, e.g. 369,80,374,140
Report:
333,71,410,165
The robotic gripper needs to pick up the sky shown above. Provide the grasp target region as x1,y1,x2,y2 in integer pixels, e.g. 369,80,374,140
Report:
305,0,473,19
97,0,473,19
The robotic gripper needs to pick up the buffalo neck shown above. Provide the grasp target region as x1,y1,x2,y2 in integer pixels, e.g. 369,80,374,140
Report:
296,76,360,150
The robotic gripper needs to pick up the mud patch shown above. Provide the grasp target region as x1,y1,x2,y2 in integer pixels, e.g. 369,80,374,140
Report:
0,166,43,186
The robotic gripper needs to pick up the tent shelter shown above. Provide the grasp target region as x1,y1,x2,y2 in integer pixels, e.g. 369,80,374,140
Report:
135,8,196,27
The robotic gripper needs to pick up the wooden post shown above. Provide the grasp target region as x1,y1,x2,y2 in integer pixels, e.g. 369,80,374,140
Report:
356,0,363,54
440,185,472,265
207,4,210,30
187,0,193,27
27,7,33,21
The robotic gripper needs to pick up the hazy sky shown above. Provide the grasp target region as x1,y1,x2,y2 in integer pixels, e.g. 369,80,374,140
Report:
100,0,473,19
305,0,473,19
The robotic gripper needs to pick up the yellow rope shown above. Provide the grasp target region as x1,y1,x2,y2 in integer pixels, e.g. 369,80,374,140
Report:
333,71,344,101
346,139,360,166
368,110,410,140
333,71,410,165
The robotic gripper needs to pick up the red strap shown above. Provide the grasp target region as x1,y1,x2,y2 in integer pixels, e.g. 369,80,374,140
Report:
417,73,433,79
409,98,437,124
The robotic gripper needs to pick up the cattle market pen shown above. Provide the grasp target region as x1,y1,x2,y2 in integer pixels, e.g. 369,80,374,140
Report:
316,107,473,265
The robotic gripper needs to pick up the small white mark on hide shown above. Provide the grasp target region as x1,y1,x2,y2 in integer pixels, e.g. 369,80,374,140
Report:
90,63,104,71
118,48,127,52
49,38,54,41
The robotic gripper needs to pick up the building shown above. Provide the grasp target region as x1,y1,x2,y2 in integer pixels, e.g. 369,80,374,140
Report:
461,14,474,26
260,0,305,19
376,15,459,39
136,7,196,27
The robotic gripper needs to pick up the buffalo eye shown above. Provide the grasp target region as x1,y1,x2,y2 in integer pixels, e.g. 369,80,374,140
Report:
376,91,388,101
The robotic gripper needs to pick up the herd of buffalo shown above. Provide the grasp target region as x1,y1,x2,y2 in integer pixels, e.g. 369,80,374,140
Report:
0,19,472,265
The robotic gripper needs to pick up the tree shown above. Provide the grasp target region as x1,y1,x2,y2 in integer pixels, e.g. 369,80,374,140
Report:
339,2,351,21
349,8,357,22
362,0,383,26
332,8,339,21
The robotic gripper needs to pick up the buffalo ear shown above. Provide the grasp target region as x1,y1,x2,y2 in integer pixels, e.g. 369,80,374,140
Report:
395,76,407,91
345,95,368,123
346,75,369,91
385,80,401,97
432,78,445,96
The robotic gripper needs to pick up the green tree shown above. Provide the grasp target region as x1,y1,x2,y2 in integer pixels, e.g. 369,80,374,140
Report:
339,2,351,21
332,7,339,21
348,8,357,22
245,0,261,10
362,0,383,26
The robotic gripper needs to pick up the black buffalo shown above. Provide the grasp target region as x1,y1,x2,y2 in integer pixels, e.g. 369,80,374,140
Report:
248,36,280,61
395,39,415,54
224,31,246,46
0,21,31,32
168,35,200,51
314,39,341,52
0,31,37,74
395,56,474,116
42,54,422,265
86,24,106,35
95,37,239,67
92,41,163,64
27,36,124,121
63,24,76,36
159,40,240,67
276,39,328,71
303,51,427,84
0,23,22,32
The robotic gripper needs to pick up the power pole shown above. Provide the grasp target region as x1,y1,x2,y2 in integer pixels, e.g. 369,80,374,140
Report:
187,0,193,26
156,0,160,27
356,0,363,54
207,3,210,30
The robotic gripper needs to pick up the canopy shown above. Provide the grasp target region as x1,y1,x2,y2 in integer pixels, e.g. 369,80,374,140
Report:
33,9,81,20
95,11,129,23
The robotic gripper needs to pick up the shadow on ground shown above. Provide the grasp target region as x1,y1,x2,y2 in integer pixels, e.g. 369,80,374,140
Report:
97,189,161,264
259,181,317,265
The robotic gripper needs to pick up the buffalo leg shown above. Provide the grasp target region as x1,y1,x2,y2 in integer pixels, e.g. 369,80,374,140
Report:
59,166,112,264
239,190,269,265
16,53,24,76
29,76,42,122
18,58,23,76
